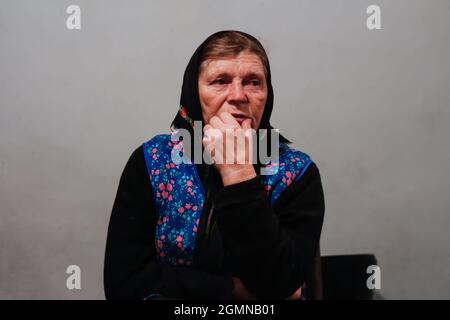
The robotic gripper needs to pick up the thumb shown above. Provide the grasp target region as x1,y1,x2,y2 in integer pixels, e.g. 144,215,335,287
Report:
241,118,252,130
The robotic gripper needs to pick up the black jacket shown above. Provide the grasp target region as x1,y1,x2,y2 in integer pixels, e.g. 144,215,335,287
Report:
104,145,325,299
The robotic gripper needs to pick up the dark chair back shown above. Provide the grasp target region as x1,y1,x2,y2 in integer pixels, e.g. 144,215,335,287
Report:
307,247,378,300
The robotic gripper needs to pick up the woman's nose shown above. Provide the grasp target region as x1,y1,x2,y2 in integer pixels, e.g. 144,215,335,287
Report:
228,82,247,103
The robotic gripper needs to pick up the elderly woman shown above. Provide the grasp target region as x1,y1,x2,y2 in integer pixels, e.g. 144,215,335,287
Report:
104,31,325,300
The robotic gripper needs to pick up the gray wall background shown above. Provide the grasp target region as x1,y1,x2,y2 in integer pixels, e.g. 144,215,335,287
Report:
1,0,449,299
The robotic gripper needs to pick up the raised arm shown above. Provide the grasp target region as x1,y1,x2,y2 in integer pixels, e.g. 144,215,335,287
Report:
214,163,325,299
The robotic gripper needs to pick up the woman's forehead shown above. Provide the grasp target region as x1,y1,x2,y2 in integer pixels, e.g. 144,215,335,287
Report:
200,53,265,77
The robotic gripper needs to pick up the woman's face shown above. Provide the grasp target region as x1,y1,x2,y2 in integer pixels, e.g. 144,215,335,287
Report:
198,52,268,129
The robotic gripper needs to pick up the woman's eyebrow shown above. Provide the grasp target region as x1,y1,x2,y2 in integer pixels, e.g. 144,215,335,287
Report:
208,71,264,79
209,72,229,79
244,72,264,79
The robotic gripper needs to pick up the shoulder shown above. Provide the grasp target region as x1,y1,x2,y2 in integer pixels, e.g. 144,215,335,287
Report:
277,144,323,196
142,134,172,149
263,143,315,179
280,144,322,184
272,157,324,214
122,133,171,182
121,144,147,182
280,144,323,198
279,143,312,165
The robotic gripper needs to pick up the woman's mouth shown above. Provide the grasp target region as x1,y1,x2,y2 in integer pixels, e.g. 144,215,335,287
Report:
232,114,251,125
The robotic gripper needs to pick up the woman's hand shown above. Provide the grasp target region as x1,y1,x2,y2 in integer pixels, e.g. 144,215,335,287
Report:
202,111,256,186
286,286,303,300
232,277,257,300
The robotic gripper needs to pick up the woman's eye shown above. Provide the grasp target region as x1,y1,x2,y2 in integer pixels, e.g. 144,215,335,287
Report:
247,80,261,86
212,79,226,85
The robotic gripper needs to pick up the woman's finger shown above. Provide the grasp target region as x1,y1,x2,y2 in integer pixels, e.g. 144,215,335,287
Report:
241,118,252,130
218,111,240,128
286,286,303,300
209,115,226,131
